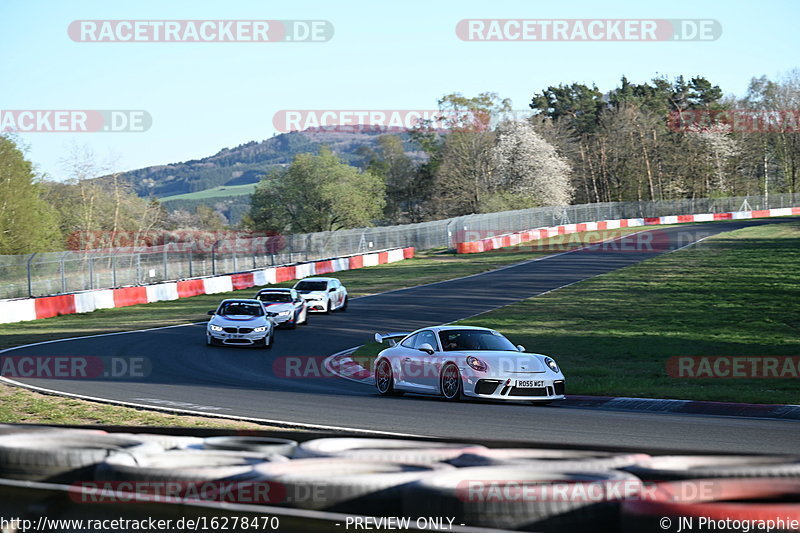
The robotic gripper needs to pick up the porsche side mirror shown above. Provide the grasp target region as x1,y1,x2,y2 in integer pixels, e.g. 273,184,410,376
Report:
207,310,215,316
418,343,435,355
517,345,525,352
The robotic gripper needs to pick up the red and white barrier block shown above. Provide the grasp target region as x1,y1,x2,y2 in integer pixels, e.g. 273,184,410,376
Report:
0,247,416,325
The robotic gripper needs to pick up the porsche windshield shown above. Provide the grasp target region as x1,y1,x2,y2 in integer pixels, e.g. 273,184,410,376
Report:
295,281,328,291
218,302,264,316
438,330,517,351
258,292,292,303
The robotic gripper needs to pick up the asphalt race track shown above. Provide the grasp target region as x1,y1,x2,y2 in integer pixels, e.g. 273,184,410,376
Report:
5,220,799,454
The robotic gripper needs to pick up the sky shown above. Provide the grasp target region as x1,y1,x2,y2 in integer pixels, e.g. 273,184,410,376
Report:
1,0,799,181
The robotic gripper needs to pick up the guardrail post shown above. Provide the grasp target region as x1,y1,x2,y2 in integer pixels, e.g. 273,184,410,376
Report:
26,253,36,297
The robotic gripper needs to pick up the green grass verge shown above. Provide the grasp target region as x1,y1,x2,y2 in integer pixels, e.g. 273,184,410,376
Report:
457,221,800,404
0,385,294,429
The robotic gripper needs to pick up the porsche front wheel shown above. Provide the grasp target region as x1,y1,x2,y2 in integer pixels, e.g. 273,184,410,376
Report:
440,363,463,401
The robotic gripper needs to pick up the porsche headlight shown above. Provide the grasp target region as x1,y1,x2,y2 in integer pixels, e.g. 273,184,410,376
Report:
209,324,223,332
253,326,267,333
466,356,487,372
544,357,559,373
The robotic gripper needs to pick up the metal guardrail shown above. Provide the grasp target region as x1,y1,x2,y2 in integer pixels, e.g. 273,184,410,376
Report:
0,193,795,299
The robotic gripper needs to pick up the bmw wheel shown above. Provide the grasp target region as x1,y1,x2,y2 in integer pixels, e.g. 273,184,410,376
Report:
263,331,274,350
440,363,463,401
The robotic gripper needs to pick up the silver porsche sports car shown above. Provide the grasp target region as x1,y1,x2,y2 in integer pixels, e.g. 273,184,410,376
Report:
373,326,565,403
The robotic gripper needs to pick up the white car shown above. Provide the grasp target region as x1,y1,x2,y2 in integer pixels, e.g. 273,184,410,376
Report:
206,299,275,349
254,288,308,329
373,326,565,404
293,277,348,313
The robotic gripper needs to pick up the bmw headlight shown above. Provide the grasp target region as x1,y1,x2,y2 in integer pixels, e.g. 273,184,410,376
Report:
277,310,292,317
544,357,559,373
209,324,223,332
253,326,267,333
466,356,487,372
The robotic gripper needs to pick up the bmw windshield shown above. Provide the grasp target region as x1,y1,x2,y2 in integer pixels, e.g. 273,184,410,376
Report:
217,302,264,316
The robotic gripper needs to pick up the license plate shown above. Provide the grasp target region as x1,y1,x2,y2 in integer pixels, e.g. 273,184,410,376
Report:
516,380,544,388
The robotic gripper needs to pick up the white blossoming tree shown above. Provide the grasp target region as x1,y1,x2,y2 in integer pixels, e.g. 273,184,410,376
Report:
490,120,574,208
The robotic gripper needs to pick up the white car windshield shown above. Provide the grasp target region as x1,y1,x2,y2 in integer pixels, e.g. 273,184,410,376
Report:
218,302,264,316
258,293,292,303
438,330,517,351
295,281,328,291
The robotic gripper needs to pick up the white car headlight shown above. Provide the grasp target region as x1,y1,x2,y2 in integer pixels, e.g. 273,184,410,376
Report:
466,356,487,372
253,326,267,333
209,324,223,332
544,357,559,373
277,310,292,316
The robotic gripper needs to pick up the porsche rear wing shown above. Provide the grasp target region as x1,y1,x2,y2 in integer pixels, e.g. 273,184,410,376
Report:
374,332,411,346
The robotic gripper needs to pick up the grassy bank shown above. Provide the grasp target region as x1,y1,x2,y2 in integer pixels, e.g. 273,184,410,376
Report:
0,385,291,429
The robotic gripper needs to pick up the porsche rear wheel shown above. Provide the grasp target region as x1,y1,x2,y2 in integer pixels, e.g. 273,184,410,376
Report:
440,363,463,401
376,359,402,396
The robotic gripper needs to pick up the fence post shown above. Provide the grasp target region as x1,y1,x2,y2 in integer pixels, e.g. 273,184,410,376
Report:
26,253,36,297
212,241,218,275
163,246,168,280
188,246,193,278
88,253,94,290
111,254,117,287
60,253,67,293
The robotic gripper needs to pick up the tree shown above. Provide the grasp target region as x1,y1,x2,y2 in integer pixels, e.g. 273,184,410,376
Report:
250,147,385,233
365,135,417,223
490,120,573,209
530,83,605,135
0,135,61,254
